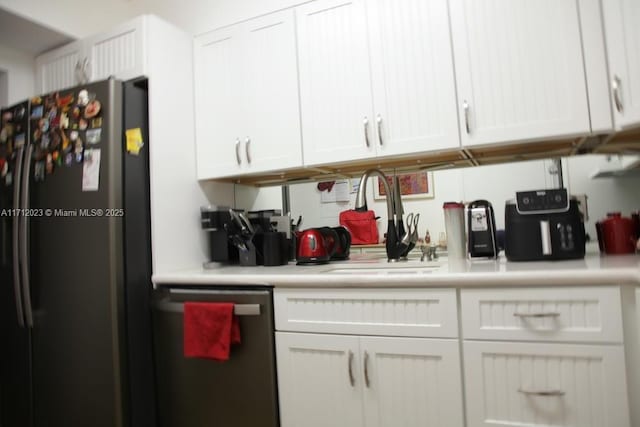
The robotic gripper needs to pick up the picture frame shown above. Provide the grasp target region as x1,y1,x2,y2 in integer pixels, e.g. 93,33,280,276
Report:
373,171,435,200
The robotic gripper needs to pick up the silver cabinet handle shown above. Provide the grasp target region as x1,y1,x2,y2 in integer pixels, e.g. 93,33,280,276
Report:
245,137,251,164
363,116,370,147
235,138,241,165
348,351,355,387
363,351,371,388
20,144,34,327
518,388,565,397
463,100,470,134
376,115,383,146
612,75,623,113
12,147,25,327
514,311,560,318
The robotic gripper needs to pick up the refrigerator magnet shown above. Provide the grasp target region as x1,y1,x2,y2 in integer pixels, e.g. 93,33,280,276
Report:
91,117,102,128
79,119,88,130
64,152,73,167
77,90,89,106
82,148,100,192
31,105,43,119
86,128,101,145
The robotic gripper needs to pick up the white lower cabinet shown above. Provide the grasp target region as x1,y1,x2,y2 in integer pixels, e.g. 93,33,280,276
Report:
276,332,464,427
463,341,630,427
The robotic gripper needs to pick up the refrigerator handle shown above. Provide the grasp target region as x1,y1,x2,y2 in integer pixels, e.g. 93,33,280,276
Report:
12,147,26,328
19,144,34,328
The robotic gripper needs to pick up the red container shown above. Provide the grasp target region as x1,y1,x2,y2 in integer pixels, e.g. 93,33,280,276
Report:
597,212,637,254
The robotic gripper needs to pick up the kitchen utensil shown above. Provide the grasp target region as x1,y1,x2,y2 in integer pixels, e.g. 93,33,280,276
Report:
505,189,586,261
467,200,498,258
597,212,637,254
444,202,466,260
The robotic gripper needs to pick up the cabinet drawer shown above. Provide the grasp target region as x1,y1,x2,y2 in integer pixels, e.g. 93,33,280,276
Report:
274,288,458,338
463,341,630,427
461,287,623,343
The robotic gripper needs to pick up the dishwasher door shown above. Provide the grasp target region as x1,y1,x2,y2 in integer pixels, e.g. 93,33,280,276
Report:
152,287,279,427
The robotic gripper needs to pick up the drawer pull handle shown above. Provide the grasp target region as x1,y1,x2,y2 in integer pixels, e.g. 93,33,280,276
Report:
513,312,560,318
518,388,565,397
364,351,371,388
348,351,355,387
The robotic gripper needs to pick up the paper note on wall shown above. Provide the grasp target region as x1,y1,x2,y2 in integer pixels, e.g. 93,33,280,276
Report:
82,148,101,191
320,179,351,203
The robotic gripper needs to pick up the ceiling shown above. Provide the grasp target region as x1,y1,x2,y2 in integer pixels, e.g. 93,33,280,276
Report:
0,7,74,55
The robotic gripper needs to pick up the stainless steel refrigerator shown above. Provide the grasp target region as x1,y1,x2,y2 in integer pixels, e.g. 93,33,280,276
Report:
0,78,156,427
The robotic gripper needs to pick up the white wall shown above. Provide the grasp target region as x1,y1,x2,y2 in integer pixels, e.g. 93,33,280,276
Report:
565,155,640,238
0,43,34,105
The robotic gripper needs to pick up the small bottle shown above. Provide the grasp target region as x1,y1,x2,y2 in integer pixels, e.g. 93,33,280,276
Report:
424,229,431,244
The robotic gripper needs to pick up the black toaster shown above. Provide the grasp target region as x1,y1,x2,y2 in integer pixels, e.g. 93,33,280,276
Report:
505,189,585,261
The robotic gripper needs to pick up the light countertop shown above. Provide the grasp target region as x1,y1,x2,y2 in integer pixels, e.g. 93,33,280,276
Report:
153,246,640,288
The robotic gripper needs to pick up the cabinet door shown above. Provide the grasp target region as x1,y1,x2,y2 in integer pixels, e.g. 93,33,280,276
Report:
194,27,245,179
242,11,303,173
84,16,146,82
463,341,630,427
296,0,375,166
276,332,364,427
603,0,640,129
367,0,460,156
361,337,464,427
35,41,84,93
450,0,590,146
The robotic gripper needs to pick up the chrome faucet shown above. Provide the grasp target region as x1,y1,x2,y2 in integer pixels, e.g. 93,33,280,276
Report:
355,169,408,261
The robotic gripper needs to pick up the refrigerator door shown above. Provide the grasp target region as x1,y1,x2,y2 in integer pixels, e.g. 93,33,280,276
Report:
0,102,33,427
27,79,126,427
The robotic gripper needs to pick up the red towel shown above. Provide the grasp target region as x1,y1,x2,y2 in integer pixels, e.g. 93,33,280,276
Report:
183,302,241,361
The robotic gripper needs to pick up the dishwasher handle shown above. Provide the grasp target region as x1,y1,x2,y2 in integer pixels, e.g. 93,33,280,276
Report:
154,299,261,316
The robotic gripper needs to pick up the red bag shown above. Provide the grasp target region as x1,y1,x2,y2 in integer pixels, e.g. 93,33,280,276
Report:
339,210,379,245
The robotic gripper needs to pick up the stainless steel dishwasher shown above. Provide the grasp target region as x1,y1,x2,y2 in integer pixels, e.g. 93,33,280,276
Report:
152,286,279,427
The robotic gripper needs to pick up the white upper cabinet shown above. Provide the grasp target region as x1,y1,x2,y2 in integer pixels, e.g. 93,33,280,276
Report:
241,12,303,174
297,0,460,167
194,26,243,179
35,17,147,93
194,10,302,179
83,17,146,83
35,41,84,93
602,0,640,130
449,0,591,147
296,0,375,166
367,0,460,156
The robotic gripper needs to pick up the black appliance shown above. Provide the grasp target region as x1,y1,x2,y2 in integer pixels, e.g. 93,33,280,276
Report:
0,78,156,427
200,206,238,265
505,189,586,261
467,200,498,258
152,287,279,427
